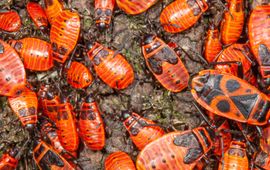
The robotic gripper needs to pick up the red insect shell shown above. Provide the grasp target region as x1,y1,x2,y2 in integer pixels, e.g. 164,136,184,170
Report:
78,96,105,151
9,38,53,71
204,25,222,63
105,151,136,170
191,70,270,126
95,0,115,29
122,111,165,150
218,140,248,170
41,95,60,122
136,127,214,170
27,2,48,29
0,153,18,170
141,35,190,92
67,61,93,89
44,0,64,24
248,5,270,89
56,99,79,157
50,10,80,63
160,0,208,33
0,39,26,97
87,42,134,89
214,43,257,85
221,0,244,45
8,88,38,129
116,0,158,15
33,140,76,170
0,11,21,32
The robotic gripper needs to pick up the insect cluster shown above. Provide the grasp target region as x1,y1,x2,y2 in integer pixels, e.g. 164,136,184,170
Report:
0,0,270,170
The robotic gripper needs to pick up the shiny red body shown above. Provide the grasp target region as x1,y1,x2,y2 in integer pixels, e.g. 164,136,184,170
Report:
56,100,79,157
94,0,115,29
141,35,190,92
248,5,270,90
0,39,26,97
41,95,60,122
136,127,214,170
160,0,208,33
221,0,244,45
50,10,80,63
78,97,105,151
44,0,64,24
33,140,75,170
116,0,158,15
8,88,38,128
67,61,93,89
40,119,73,159
214,43,257,85
122,111,165,150
105,151,136,170
0,11,21,32
0,153,18,170
218,141,248,170
191,70,270,126
27,2,48,29
87,42,134,89
9,38,54,71
204,26,222,63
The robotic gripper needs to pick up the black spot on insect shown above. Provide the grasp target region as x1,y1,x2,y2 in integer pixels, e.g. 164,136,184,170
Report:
130,127,139,136
59,46,67,55
226,79,240,92
216,100,230,113
5,77,11,82
175,80,181,84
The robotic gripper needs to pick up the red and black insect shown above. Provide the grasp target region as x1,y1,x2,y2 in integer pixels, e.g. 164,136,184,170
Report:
78,94,105,151
39,118,75,160
248,4,270,91
87,42,134,89
214,43,257,85
204,24,222,63
66,61,93,89
218,140,248,170
105,151,136,170
0,150,19,170
27,2,49,30
0,10,21,32
33,140,76,170
121,110,165,150
0,141,28,170
44,0,64,24
95,0,115,29
160,0,208,33
0,39,26,97
9,38,54,71
141,34,190,92
39,87,60,122
116,0,158,15
221,0,244,45
136,127,214,169
50,10,80,63
8,87,38,131
254,150,270,169
191,70,270,126
55,95,79,158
